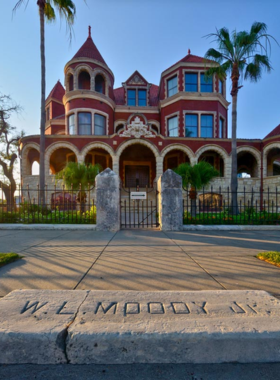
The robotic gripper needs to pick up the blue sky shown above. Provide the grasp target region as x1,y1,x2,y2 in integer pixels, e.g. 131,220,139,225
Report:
1,0,279,139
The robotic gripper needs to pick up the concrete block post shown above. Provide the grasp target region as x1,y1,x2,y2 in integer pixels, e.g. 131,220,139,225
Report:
96,168,120,231
157,169,183,231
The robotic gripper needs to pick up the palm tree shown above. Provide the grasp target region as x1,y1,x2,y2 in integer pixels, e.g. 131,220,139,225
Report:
13,0,76,205
56,162,100,211
175,161,219,217
204,22,276,214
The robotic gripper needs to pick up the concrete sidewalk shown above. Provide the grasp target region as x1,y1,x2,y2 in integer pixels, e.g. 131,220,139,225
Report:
0,229,280,297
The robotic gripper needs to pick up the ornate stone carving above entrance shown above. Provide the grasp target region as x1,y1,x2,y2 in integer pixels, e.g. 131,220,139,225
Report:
119,117,156,138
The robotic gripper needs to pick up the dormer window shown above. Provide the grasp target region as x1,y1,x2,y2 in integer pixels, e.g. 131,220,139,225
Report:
127,89,147,106
167,76,177,97
128,89,136,106
185,73,198,92
200,73,213,93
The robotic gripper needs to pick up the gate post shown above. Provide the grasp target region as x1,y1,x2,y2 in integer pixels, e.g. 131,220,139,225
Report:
96,168,120,231
157,169,183,231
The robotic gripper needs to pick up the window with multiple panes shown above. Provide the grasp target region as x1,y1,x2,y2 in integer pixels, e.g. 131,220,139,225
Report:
78,112,92,135
68,114,75,135
138,89,147,106
185,114,198,137
127,89,136,106
185,73,198,92
94,114,106,135
219,118,224,138
167,76,178,97
167,116,178,137
200,73,213,92
201,115,213,138
219,80,223,95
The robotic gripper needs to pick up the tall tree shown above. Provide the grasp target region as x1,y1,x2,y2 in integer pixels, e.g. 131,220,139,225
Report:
0,94,24,210
204,22,276,214
13,0,76,204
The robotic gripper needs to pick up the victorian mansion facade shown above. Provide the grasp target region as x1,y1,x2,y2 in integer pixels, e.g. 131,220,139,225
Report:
20,29,280,191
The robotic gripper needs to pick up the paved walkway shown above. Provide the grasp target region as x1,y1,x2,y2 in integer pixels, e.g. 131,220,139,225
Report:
0,229,280,297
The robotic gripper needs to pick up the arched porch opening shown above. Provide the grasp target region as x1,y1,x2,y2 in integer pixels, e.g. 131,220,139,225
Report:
26,148,40,175
85,148,112,171
49,148,77,175
237,151,258,178
198,150,224,177
119,144,156,188
267,147,280,176
163,149,190,170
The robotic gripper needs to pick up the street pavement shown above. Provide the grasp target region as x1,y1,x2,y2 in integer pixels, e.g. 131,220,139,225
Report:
0,229,280,297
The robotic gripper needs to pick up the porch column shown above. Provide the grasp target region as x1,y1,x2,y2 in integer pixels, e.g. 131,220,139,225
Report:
112,156,119,176
156,156,163,181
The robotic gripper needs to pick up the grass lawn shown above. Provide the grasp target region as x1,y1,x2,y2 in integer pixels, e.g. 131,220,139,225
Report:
0,253,23,268
257,252,280,268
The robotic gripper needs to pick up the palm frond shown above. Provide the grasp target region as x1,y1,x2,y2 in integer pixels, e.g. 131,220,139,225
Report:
174,162,219,190
55,162,100,191
244,54,272,82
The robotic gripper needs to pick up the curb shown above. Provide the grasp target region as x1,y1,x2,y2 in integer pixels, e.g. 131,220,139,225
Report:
0,224,96,230
183,225,280,231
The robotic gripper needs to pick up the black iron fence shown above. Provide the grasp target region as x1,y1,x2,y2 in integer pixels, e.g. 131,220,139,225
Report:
0,184,96,224
183,186,280,225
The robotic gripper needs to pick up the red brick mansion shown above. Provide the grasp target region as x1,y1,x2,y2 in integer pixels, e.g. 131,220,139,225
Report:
20,28,280,191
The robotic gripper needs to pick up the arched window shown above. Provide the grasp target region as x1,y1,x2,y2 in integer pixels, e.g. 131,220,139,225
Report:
68,74,74,91
95,74,105,94
78,71,90,90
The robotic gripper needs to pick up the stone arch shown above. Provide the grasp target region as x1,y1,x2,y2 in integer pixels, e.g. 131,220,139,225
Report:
81,142,115,161
114,119,126,134
116,139,162,181
21,143,40,176
161,144,195,162
65,68,75,91
92,68,110,96
116,139,160,159
75,64,92,90
196,144,230,178
237,146,261,177
45,141,81,176
263,142,280,177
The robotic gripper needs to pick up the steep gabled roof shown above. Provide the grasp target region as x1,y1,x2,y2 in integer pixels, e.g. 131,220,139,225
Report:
46,81,65,103
72,28,107,66
124,70,148,86
264,124,280,139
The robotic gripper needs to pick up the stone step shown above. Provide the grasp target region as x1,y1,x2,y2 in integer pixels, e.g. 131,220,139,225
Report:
1,290,280,364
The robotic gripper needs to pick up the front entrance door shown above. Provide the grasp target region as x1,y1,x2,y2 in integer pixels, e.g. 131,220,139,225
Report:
125,165,150,188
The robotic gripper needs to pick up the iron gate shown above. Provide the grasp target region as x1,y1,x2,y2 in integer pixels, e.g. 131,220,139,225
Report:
120,185,159,228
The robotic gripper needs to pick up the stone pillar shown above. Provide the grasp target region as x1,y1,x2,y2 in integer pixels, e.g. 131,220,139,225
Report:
156,156,163,181
112,156,119,175
157,169,183,231
96,168,120,231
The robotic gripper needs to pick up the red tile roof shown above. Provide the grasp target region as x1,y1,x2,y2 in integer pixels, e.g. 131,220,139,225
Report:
165,53,213,73
46,81,65,103
72,36,107,66
264,124,280,139
114,87,125,105
149,84,159,106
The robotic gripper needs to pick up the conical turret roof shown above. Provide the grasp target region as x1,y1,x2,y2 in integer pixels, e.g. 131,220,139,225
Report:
72,26,107,66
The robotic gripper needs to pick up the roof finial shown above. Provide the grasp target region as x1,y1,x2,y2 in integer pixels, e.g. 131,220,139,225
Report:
88,25,91,38
188,48,191,55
